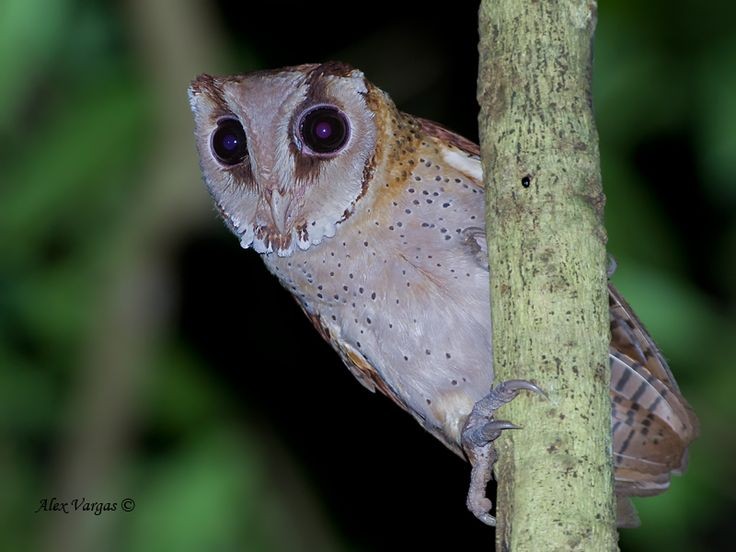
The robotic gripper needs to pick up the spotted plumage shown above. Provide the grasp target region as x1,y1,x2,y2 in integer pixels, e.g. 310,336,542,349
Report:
188,62,698,526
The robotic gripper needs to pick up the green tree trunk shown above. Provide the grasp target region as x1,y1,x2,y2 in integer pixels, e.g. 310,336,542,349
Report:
477,1,618,550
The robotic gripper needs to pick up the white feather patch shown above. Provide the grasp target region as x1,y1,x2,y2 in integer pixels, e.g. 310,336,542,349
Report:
442,149,483,182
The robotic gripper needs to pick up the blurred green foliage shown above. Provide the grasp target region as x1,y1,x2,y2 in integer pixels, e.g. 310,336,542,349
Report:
1,0,734,551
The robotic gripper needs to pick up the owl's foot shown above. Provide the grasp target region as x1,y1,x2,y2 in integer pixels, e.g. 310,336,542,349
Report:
461,379,545,526
607,254,617,278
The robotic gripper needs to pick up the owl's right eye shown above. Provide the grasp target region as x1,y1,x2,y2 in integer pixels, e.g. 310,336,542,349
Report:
211,118,248,165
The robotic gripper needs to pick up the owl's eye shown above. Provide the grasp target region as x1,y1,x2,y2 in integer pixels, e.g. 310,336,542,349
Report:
299,106,350,155
211,118,248,165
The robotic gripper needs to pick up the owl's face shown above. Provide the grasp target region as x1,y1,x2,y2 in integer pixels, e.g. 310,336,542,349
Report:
188,62,381,256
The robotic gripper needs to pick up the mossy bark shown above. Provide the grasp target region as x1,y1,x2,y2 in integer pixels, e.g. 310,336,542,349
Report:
477,1,618,550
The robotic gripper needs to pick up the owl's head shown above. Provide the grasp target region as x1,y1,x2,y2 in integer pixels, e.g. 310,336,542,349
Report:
188,62,385,256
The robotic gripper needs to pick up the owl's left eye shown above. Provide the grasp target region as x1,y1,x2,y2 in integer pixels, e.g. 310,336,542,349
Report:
211,118,248,165
298,105,350,155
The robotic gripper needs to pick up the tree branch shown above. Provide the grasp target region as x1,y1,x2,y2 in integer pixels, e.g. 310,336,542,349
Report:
477,1,618,549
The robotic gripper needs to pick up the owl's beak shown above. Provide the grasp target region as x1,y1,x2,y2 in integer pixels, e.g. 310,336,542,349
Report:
268,189,291,235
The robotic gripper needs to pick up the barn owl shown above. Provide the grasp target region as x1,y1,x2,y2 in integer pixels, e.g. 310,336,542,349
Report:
188,62,698,527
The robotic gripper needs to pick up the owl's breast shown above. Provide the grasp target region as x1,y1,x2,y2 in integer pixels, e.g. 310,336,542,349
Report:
262,152,494,449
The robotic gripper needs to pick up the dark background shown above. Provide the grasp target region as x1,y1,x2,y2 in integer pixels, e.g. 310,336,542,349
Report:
1,0,734,550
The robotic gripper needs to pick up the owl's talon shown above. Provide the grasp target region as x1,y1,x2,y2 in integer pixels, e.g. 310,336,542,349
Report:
607,254,618,278
461,379,545,525
474,420,520,442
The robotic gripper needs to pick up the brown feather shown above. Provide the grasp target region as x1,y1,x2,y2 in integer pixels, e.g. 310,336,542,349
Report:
415,117,481,158
608,283,699,498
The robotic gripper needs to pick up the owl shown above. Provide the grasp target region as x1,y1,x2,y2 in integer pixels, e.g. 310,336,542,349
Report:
188,62,698,527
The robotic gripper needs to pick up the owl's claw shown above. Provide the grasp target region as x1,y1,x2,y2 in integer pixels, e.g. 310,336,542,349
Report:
607,254,618,278
461,379,546,526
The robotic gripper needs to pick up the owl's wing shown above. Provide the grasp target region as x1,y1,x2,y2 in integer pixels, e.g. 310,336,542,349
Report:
608,285,699,496
416,117,481,158
415,118,489,268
